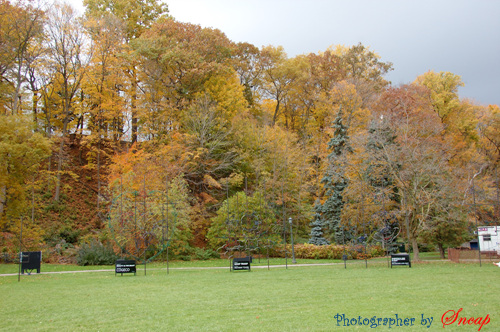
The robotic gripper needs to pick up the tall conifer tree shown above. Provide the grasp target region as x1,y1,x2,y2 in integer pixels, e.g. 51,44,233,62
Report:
321,107,351,243
308,199,329,245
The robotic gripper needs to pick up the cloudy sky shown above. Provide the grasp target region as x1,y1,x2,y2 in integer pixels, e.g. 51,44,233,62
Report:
167,0,499,106
73,0,500,106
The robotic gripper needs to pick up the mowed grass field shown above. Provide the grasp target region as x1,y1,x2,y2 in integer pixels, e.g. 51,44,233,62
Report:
1,260,498,331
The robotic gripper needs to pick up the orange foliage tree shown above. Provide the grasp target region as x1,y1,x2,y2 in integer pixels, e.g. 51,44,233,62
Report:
107,146,192,260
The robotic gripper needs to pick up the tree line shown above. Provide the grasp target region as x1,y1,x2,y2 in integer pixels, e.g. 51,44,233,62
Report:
1,0,499,261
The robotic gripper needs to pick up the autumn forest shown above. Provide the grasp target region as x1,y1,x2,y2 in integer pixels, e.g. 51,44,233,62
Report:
1,0,499,263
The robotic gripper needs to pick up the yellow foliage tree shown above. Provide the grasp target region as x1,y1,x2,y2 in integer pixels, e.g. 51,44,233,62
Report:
0,115,51,227
202,68,248,120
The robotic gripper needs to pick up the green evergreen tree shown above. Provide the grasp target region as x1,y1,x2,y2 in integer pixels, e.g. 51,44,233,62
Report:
320,108,351,243
321,177,348,243
308,200,329,245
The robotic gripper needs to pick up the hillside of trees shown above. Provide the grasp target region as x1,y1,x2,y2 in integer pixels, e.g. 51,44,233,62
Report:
1,0,499,262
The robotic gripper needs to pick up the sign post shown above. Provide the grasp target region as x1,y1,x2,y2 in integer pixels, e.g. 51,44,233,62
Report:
390,253,411,268
115,259,137,276
21,251,42,274
18,216,23,282
232,256,252,271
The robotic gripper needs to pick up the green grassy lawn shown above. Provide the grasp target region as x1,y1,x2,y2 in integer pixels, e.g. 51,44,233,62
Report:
1,260,498,331
0,252,446,275
0,257,349,275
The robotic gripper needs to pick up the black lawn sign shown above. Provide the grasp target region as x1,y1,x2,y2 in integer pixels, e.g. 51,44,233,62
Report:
115,259,137,276
391,253,411,268
232,256,252,271
20,251,41,274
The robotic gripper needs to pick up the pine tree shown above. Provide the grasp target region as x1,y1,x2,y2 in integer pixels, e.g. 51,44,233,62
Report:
321,176,348,243
308,200,329,245
321,107,351,243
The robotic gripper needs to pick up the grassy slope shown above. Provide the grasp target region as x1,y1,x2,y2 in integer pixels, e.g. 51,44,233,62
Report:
1,261,498,331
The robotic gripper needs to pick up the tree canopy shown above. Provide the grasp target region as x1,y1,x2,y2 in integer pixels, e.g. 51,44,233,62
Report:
1,0,498,261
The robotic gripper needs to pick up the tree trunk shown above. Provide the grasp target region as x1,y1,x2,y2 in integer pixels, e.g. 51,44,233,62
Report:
54,137,64,202
32,174,36,223
0,185,6,217
496,169,500,220
76,114,84,135
97,138,101,214
32,90,39,130
131,69,138,143
54,117,68,202
437,243,445,259
272,99,280,126
131,114,137,143
13,61,23,114
411,237,420,261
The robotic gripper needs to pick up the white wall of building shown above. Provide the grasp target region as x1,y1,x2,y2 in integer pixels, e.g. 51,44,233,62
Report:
478,226,500,253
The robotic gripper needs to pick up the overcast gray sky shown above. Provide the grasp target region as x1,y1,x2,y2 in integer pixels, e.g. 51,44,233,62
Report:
165,0,499,106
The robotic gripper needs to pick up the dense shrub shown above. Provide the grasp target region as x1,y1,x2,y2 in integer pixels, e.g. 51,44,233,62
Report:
0,252,15,263
270,243,384,260
58,226,80,244
76,241,118,266
418,243,435,252
168,241,195,260
194,247,220,260
166,246,220,261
